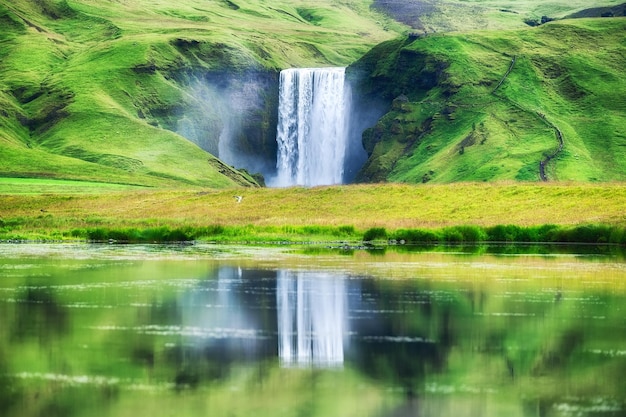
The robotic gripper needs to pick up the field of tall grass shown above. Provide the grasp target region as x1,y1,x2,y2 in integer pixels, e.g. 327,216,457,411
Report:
1,181,624,244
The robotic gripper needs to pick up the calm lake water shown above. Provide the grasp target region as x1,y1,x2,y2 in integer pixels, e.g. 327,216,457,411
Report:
1,244,625,417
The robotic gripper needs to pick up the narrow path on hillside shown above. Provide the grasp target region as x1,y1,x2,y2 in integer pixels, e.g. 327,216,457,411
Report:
537,113,565,181
491,55,564,180
492,56,516,93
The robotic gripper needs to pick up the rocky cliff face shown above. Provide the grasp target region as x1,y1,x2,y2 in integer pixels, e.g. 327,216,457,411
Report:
172,69,279,181
345,18,626,184
164,37,448,185
346,37,447,182
130,38,281,183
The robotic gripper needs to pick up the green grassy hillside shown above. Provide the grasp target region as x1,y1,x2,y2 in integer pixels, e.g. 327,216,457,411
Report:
350,17,626,183
1,0,624,187
0,0,400,187
378,0,625,32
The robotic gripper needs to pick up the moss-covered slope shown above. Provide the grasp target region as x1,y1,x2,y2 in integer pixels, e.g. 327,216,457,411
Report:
0,0,400,187
373,0,625,32
2,0,624,187
349,18,626,183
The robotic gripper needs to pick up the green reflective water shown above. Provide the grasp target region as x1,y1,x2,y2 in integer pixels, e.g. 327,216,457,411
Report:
0,244,625,417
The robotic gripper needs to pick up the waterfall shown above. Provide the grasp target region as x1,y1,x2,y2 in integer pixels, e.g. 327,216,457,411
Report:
277,271,347,367
272,67,351,187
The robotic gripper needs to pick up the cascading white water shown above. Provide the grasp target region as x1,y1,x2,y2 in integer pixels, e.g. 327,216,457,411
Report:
272,67,351,187
277,271,347,367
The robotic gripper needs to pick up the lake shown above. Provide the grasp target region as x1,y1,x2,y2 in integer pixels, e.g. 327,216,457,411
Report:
1,243,625,417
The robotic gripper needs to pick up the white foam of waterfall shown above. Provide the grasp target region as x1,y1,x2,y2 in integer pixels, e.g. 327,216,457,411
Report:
272,67,351,187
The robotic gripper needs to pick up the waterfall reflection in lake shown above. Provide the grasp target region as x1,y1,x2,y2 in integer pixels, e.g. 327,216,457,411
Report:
277,271,347,367
1,245,625,417
180,268,351,367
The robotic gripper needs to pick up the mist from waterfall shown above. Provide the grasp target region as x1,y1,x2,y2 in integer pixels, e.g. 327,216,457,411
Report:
271,67,351,187
277,271,348,367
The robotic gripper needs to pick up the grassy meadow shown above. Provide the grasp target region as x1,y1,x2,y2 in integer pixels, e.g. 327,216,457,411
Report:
418,0,625,32
1,181,625,244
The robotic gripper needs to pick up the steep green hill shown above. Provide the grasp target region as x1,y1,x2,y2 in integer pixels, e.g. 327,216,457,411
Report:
1,0,624,187
349,17,626,182
374,0,625,32
0,0,400,187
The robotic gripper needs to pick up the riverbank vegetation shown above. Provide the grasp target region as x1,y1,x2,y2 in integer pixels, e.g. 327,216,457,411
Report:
1,181,624,244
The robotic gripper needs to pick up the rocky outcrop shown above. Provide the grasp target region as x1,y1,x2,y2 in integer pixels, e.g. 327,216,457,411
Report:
346,37,447,182
130,38,282,182
169,69,279,180
371,0,436,31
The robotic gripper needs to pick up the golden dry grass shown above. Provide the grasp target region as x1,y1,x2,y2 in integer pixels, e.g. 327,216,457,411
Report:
2,183,625,236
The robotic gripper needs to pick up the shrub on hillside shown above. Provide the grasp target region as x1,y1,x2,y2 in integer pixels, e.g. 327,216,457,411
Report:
393,228,441,243
363,227,388,242
609,226,626,244
335,225,356,236
548,225,613,244
442,228,463,243
486,225,541,242
443,225,486,243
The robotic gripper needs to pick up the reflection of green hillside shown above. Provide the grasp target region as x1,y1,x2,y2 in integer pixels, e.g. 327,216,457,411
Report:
1,248,625,416
356,263,626,404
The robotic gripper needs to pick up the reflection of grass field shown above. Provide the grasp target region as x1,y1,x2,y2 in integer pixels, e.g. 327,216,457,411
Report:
1,182,625,242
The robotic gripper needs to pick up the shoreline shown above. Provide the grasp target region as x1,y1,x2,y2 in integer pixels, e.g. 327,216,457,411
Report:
1,223,624,247
2,182,625,245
